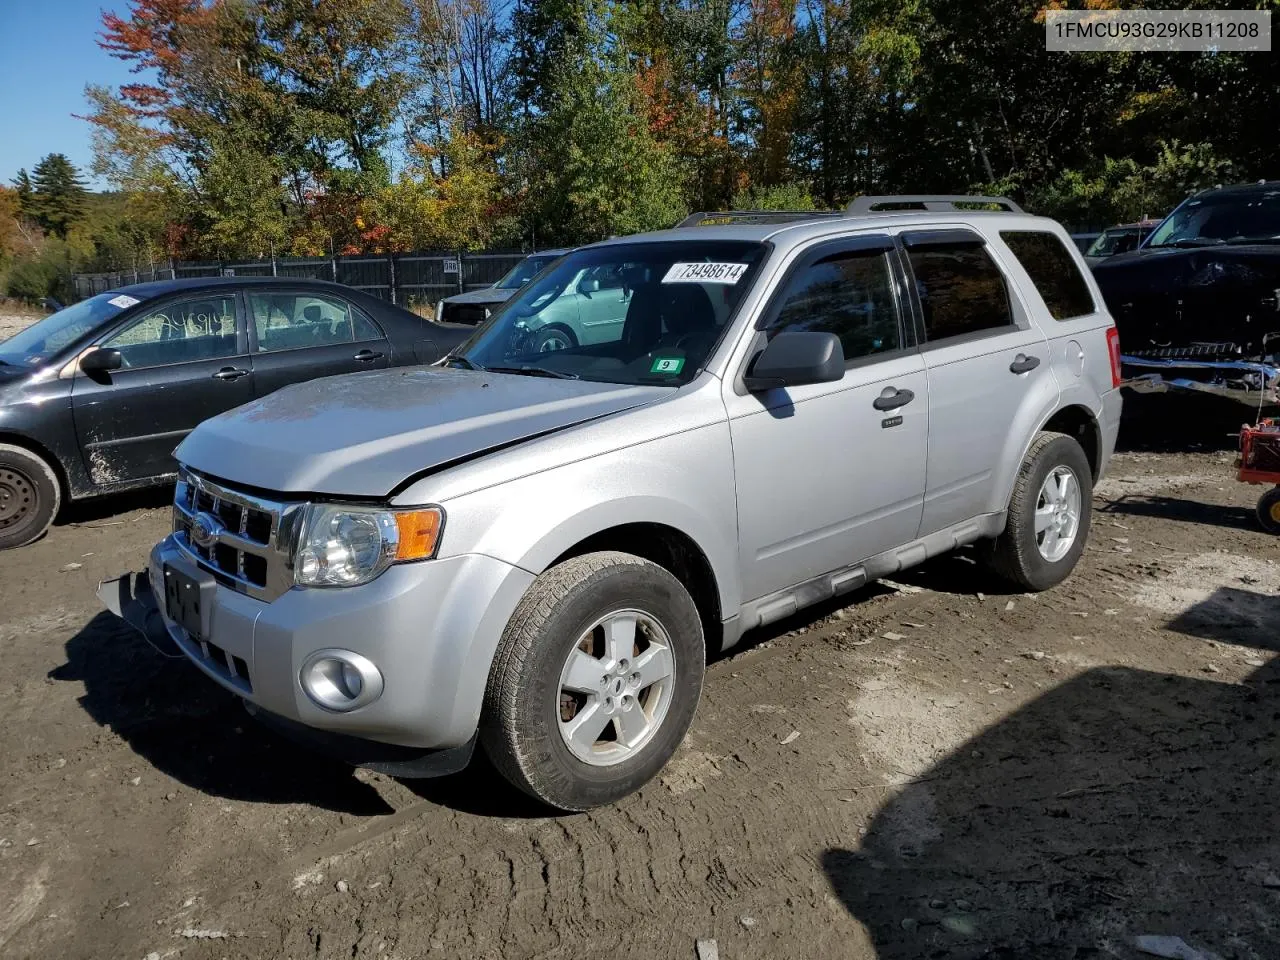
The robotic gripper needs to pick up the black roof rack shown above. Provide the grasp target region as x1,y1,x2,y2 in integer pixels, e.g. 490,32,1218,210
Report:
676,210,845,228
847,195,1024,214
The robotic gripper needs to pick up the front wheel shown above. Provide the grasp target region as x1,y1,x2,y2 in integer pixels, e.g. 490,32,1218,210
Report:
985,431,1092,591
1256,487,1280,534
530,324,576,353
0,444,61,550
481,551,705,810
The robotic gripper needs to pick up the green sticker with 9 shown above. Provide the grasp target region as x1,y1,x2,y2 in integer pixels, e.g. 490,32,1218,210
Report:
650,356,685,374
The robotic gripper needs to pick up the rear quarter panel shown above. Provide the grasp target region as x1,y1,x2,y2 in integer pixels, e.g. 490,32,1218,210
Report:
989,225,1119,487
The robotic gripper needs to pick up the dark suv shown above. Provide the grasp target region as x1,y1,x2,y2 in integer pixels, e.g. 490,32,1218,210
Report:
1092,181,1280,405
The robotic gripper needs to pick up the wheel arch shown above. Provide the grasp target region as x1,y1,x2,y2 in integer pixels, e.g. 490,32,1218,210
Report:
0,431,72,502
548,521,723,652
1040,404,1103,481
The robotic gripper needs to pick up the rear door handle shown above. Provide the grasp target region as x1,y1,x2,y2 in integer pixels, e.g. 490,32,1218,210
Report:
873,387,915,411
353,349,384,362
1009,354,1041,374
212,367,249,381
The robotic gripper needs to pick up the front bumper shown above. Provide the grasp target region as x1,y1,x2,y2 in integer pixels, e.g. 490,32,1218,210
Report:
99,534,535,760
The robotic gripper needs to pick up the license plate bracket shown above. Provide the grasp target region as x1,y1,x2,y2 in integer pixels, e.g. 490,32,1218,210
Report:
162,562,215,642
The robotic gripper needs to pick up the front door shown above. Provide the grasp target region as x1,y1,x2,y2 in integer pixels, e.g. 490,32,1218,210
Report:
726,236,929,603
573,265,632,345
247,290,391,398
70,293,254,485
896,229,1054,535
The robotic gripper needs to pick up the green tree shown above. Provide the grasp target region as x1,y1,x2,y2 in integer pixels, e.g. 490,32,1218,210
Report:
520,52,688,243
28,154,88,239
11,170,35,219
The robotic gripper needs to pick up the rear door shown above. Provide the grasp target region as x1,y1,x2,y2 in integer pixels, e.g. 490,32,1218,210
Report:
70,293,253,484
246,289,391,398
896,228,1055,536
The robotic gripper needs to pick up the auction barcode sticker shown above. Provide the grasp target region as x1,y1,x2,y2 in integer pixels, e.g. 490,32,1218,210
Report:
662,262,748,284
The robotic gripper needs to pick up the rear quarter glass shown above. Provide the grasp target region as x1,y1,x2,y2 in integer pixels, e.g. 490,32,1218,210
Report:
999,231,1097,320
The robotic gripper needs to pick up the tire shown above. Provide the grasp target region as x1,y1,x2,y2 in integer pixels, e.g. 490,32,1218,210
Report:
0,443,61,550
481,551,705,811
530,324,577,353
1256,487,1280,534
985,431,1092,592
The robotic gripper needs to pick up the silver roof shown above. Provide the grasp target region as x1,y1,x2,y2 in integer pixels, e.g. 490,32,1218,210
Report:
593,210,1065,251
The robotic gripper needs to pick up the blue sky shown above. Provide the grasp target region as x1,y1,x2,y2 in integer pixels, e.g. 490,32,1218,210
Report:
0,0,140,189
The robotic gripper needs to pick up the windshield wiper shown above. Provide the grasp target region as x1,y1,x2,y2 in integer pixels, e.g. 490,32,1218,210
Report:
1149,237,1225,249
442,354,484,370
485,364,580,380
1225,234,1280,245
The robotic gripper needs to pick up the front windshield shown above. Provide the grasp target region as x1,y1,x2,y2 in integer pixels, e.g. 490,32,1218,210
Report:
1087,228,1140,257
455,240,769,386
0,293,133,367
1147,189,1280,247
495,254,559,290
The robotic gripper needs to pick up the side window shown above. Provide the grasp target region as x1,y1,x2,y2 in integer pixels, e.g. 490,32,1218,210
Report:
249,292,380,352
1000,231,1096,321
104,296,238,368
907,244,1013,342
766,250,901,362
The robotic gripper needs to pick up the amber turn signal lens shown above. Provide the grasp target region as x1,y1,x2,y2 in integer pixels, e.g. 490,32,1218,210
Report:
395,509,443,561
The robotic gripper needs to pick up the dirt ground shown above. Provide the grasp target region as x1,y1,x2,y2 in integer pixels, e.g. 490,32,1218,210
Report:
1,408,1278,960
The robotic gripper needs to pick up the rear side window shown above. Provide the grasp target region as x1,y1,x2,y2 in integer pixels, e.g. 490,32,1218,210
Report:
767,250,902,362
1001,231,1096,320
906,244,1013,343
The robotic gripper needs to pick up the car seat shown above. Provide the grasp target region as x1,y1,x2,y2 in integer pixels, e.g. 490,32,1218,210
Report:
620,282,718,361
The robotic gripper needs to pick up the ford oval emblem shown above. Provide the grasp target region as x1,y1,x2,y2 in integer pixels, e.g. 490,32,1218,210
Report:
190,512,224,550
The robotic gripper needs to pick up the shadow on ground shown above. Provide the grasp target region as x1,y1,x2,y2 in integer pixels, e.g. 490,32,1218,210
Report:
55,484,174,527
53,611,559,818
824,587,1280,959
1100,494,1258,532
1117,392,1253,454
52,611,395,815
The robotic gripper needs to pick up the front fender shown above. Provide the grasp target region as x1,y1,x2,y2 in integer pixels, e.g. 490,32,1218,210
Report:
435,421,742,617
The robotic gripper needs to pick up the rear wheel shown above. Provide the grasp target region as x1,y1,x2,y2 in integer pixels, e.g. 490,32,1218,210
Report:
481,551,705,810
0,444,61,550
986,431,1092,591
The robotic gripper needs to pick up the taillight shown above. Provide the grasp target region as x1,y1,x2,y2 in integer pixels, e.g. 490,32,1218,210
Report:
1106,327,1122,388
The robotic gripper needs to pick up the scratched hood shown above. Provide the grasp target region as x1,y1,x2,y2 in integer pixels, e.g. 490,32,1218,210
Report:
176,367,669,496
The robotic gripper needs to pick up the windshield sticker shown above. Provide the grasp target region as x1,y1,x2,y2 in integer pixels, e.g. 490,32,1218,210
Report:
650,356,685,375
662,262,748,284
107,294,140,309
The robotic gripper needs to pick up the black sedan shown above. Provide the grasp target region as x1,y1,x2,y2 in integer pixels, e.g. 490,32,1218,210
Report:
0,276,470,549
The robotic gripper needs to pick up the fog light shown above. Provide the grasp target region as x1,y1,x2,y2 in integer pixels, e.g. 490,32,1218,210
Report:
299,650,384,712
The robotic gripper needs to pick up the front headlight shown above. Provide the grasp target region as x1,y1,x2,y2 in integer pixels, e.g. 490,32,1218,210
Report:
294,504,444,588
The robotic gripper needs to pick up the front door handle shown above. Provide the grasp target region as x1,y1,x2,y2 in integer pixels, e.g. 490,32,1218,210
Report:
873,387,915,411
1009,353,1041,374
212,367,249,381
353,349,384,363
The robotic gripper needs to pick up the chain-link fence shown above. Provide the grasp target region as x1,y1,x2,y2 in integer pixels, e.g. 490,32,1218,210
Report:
72,250,532,306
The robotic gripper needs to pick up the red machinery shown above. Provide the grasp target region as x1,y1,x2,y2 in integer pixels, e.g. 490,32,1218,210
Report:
1237,419,1280,533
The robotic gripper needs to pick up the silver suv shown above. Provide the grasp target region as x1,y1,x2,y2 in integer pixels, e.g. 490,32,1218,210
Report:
101,196,1123,810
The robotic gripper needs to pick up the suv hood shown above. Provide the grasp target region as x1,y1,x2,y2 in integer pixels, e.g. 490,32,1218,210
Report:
176,367,669,497
442,287,515,306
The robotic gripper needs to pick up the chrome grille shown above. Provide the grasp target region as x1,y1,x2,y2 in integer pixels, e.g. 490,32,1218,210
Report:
172,470,303,602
